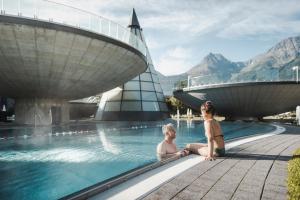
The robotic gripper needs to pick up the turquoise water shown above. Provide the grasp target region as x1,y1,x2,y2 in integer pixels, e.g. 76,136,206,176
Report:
0,120,275,200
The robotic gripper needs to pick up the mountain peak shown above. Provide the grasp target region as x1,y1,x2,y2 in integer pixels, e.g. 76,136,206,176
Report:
203,53,227,64
241,35,300,73
187,53,243,80
268,35,300,55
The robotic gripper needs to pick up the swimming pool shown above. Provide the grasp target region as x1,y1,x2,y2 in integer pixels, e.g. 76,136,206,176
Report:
0,120,275,199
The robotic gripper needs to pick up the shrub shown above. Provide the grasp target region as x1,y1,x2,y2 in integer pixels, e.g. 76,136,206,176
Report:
287,148,300,200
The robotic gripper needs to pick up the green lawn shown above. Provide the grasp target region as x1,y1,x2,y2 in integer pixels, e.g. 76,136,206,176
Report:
287,148,300,200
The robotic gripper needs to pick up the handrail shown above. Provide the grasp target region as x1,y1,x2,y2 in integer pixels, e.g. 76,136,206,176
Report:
0,0,147,57
174,69,299,91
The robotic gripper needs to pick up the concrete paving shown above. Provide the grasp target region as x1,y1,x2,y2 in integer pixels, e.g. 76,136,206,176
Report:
142,125,300,200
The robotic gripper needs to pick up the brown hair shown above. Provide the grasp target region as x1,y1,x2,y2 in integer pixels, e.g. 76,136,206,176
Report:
201,101,215,115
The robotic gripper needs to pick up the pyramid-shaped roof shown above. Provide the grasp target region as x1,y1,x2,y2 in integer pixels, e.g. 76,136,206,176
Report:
96,9,169,121
128,8,141,29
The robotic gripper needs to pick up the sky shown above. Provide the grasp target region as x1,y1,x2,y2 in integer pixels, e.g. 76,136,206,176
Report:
53,0,300,75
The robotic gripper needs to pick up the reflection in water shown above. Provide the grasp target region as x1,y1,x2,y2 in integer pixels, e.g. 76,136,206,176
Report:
97,125,121,155
176,118,180,128
0,148,96,163
187,119,192,128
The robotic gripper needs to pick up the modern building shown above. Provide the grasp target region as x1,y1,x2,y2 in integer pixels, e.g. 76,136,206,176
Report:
0,1,148,125
96,9,169,121
174,81,300,120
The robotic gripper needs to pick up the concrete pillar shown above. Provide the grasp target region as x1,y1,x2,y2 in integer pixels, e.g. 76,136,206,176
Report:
15,99,69,125
296,106,300,125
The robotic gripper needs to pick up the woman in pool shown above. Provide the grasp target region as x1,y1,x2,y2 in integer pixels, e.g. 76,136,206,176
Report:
186,101,225,161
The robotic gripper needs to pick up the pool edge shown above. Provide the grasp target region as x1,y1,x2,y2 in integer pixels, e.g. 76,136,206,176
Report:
61,123,285,200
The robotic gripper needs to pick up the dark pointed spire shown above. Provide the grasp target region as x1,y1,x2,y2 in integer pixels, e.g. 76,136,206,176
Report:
128,8,141,29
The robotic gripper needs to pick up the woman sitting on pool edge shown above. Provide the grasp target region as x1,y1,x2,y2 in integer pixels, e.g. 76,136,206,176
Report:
186,101,225,161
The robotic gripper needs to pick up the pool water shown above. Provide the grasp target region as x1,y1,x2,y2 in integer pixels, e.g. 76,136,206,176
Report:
0,120,275,200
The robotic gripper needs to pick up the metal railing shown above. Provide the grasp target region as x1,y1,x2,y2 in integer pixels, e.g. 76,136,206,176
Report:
174,67,300,90
0,0,147,57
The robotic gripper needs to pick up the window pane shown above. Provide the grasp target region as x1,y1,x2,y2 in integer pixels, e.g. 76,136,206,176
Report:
142,91,157,101
105,89,122,101
124,81,140,90
159,102,169,111
154,83,163,93
156,93,165,101
131,75,139,81
143,102,159,111
104,102,120,111
141,82,155,91
152,74,160,83
121,101,141,111
140,73,152,81
148,64,156,73
123,91,141,100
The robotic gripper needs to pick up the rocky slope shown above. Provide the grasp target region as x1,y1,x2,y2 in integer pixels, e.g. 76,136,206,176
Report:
158,35,300,94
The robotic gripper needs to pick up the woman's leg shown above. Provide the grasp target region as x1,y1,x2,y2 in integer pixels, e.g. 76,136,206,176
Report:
197,146,209,156
186,143,207,154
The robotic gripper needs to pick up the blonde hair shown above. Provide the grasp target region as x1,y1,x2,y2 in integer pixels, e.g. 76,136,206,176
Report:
162,123,175,135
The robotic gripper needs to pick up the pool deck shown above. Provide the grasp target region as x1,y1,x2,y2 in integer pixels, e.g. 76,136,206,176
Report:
141,124,300,200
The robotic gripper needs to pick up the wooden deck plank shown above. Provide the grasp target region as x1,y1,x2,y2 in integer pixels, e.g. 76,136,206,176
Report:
141,125,300,200
200,134,296,200
261,139,300,200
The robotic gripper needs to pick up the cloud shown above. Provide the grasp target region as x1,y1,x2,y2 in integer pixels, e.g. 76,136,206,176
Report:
144,37,160,50
216,0,300,39
52,0,300,39
47,0,300,72
157,47,193,76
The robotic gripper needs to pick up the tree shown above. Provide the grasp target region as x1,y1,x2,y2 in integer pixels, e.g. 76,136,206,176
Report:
165,96,187,114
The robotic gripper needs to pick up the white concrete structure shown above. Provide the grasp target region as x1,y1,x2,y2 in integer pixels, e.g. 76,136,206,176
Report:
0,2,147,125
296,106,300,125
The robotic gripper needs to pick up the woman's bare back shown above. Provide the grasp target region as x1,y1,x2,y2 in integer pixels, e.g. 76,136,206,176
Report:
210,119,225,149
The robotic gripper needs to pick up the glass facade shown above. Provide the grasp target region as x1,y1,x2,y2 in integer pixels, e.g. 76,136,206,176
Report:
121,101,142,111
124,81,140,91
140,73,152,82
100,60,167,113
142,102,160,111
96,10,168,119
141,82,155,91
104,102,120,111
123,91,141,100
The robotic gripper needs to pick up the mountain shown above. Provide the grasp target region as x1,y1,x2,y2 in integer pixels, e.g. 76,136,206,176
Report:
158,35,300,95
187,53,244,84
233,36,300,81
156,53,243,95
157,72,188,96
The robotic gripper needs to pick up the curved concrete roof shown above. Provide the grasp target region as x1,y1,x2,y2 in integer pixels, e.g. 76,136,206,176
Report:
0,16,147,99
174,81,300,118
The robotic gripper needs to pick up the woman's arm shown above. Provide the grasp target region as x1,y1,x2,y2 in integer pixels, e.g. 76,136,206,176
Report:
204,120,215,160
